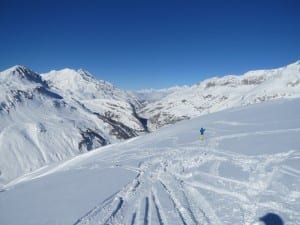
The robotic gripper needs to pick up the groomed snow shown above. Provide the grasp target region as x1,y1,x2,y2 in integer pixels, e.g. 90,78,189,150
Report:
1,98,299,225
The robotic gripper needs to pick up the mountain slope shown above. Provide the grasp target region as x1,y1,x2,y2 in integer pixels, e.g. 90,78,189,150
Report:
1,98,299,225
0,66,146,186
43,68,145,131
139,61,300,130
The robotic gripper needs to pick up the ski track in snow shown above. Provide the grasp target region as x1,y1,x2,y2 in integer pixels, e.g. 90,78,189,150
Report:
72,127,300,225
2,98,300,225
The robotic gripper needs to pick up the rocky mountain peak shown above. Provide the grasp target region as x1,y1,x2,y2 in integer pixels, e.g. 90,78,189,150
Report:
1,65,46,87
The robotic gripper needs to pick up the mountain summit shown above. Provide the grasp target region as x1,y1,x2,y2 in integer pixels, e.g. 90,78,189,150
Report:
43,68,138,103
1,65,46,87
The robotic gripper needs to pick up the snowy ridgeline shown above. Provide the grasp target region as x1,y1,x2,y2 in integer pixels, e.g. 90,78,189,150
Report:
0,98,299,225
138,60,300,130
0,61,300,188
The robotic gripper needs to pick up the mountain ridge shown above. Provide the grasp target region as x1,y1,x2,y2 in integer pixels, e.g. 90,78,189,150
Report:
139,60,300,129
0,60,299,186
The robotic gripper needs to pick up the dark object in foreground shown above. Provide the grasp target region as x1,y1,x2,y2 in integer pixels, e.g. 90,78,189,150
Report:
260,213,284,225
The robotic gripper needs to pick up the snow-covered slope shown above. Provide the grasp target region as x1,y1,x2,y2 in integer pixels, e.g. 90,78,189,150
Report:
140,61,300,130
0,66,146,186
1,98,299,225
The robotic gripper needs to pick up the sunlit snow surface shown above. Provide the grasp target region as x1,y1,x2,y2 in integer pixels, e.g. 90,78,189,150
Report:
1,98,300,225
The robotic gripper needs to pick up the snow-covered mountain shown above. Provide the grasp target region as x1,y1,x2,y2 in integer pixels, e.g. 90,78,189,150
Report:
43,68,145,132
43,68,140,104
0,66,146,186
1,98,299,225
139,61,300,130
1,61,300,187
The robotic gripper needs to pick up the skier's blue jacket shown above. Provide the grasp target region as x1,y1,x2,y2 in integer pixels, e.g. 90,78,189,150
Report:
200,128,205,135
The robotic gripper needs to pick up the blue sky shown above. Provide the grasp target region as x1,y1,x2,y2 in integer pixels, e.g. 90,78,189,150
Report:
0,0,299,90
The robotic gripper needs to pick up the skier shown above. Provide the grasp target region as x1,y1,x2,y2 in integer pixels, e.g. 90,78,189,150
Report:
199,127,205,140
